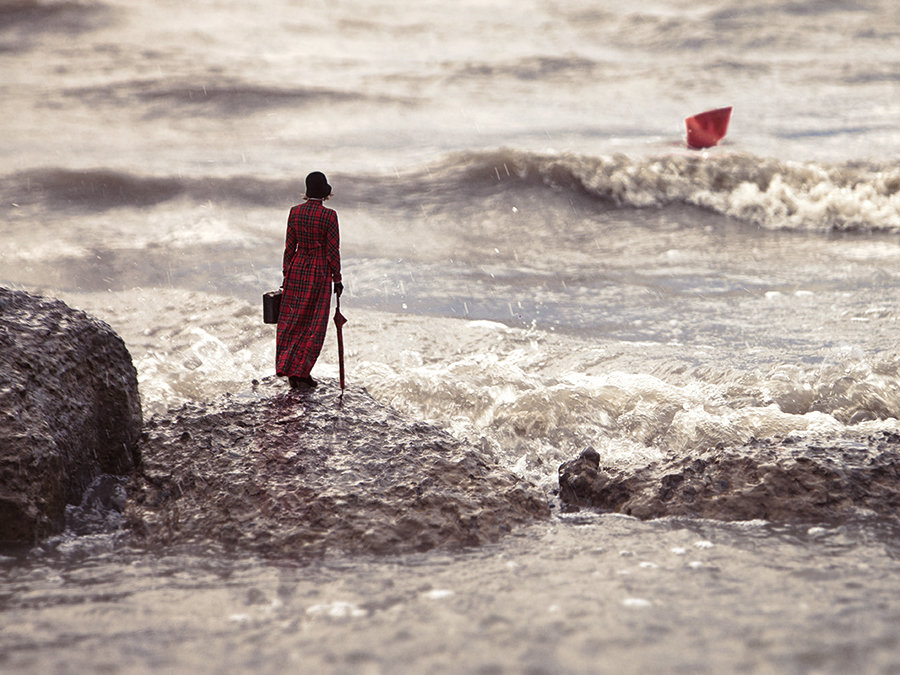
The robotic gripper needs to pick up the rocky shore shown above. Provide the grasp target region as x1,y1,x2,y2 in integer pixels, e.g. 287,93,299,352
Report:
559,434,900,523
1,288,548,554
0,288,141,541
126,377,549,557
6,287,900,556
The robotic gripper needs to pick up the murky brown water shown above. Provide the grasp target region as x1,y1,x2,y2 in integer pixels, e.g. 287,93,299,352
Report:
4,515,900,674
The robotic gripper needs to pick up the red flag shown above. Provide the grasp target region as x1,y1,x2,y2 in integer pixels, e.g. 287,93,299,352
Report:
685,106,733,149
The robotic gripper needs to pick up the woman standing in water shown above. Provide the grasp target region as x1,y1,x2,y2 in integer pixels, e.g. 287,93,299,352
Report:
276,171,343,389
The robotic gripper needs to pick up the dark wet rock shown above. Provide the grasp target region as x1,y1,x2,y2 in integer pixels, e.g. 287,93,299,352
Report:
559,433,900,524
557,447,653,513
0,288,142,542
127,378,549,557
65,475,129,536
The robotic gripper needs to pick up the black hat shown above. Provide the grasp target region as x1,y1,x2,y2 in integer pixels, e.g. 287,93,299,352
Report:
305,171,332,199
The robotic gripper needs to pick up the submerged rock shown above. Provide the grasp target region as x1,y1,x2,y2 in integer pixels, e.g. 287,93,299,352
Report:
0,288,142,542
127,378,548,557
559,434,900,524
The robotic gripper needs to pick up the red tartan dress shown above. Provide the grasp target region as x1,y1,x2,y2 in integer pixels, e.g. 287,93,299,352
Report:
276,199,341,379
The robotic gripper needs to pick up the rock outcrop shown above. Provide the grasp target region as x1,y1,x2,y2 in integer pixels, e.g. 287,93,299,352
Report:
0,288,142,542
559,434,900,524
127,378,549,557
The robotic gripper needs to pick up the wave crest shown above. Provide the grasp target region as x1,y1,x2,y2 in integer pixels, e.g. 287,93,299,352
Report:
437,149,900,233
7,151,899,234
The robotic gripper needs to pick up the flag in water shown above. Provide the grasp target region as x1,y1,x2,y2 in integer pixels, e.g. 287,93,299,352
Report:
685,106,733,149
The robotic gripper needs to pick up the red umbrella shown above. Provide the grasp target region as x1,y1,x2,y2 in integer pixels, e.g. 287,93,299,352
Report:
685,106,733,149
333,296,347,393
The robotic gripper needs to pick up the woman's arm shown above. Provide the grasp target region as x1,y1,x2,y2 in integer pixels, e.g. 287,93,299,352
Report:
325,210,342,283
282,208,298,278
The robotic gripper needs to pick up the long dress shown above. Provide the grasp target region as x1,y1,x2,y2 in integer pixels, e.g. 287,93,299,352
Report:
276,198,341,379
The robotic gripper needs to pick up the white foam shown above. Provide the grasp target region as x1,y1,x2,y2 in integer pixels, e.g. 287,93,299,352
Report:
305,601,367,619
421,589,454,600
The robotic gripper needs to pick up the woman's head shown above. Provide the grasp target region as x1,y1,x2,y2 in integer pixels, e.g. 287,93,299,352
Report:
305,171,332,199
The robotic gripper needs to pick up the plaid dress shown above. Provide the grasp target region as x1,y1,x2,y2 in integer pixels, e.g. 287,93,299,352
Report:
276,199,342,378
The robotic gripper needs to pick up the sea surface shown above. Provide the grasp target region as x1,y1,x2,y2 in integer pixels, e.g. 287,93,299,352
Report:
2,0,900,672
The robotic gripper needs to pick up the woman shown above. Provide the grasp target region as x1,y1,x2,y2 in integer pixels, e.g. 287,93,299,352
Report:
276,171,343,389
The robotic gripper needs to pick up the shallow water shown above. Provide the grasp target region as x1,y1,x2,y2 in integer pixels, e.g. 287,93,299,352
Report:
4,516,900,674
3,0,900,671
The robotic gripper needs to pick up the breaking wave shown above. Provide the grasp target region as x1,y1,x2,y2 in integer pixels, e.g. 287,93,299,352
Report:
424,149,900,234
5,150,899,233
359,333,900,488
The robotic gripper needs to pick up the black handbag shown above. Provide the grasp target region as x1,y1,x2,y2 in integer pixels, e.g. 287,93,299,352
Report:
263,290,282,324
